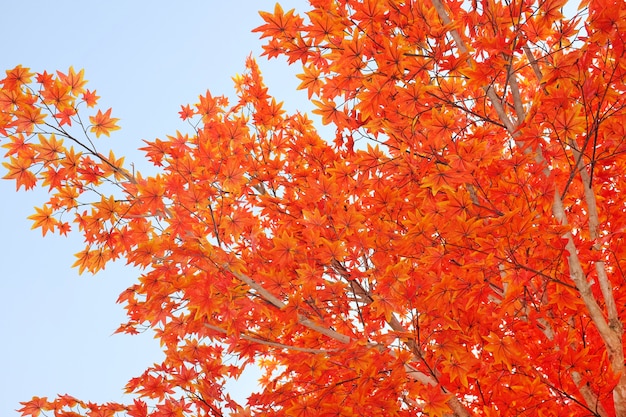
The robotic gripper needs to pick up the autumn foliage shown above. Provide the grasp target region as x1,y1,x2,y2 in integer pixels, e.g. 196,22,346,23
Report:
4,0,626,415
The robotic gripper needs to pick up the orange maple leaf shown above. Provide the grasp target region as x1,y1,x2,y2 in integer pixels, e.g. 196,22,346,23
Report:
13,105,46,133
254,3,303,40
2,156,37,190
178,104,194,120
272,232,299,266
89,108,120,138
2,65,33,90
36,133,64,160
421,388,453,416
40,79,72,108
296,65,323,99
483,331,521,371
17,396,49,417
56,66,87,95
81,89,100,107
312,99,348,126
72,247,111,274
55,106,76,126
28,205,58,237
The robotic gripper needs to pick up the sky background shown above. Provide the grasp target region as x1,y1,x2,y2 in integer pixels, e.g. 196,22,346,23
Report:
0,1,314,415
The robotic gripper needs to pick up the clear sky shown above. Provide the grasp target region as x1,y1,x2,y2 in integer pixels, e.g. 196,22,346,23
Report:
0,1,312,415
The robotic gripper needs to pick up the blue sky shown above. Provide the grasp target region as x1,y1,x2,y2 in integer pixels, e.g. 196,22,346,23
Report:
0,1,312,415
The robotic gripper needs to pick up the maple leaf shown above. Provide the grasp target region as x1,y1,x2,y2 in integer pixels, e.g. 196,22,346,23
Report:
35,134,63,160
2,134,32,159
13,105,46,133
368,293,397,322
296,65,323,99
55,106,76,126
258,37,285,59
89,108,120,138
72,247,111,274
254,3,303,40
139,138,170,166
483,331,522,371
272,231,299,266
196,90,221,122
56,66,87,95
420,163,461,195
136,175,166,216
56,394,82,409
305,8,343,43
40,79,72,108
178,104,194,120
99,149,126,180
127,399,149,417
35,71,54,88
311,99,347,126
420,388,452,416
17,396,49,417
59,146,81,178
553,104,586,138
58,222,71,236
28,205,58,236
511,377,550,403
440,355,472,389
2,65,33,89
81,89,100,107
221,158,247,194
2,156,36,190
53,186,79,209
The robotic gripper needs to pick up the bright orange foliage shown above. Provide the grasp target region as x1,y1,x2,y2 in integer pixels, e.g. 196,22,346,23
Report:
5,0,626,416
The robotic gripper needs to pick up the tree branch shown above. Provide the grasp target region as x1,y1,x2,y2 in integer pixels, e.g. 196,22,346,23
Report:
567,139,619,326
225,266,352,344
507,64,526,123
203,323,336,354
551,193,622,362
571,371,610,417
432,0,521,136
523,45,543,81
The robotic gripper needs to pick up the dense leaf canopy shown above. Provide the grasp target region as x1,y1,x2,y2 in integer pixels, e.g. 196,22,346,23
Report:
3,0,626,416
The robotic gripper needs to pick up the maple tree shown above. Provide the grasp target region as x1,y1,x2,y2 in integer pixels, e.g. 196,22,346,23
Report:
3,0,626,415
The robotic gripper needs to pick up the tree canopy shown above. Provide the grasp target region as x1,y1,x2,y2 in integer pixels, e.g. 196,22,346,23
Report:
4,0,626,415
